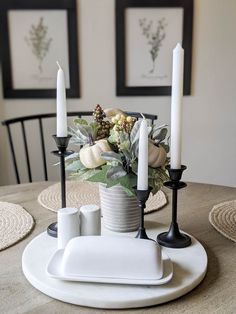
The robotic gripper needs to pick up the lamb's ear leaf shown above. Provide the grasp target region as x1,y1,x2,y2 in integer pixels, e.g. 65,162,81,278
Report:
106,165,127,180
131,140,139,158
86,165,110,183
118,174,137,196
74,124,90,139
68,126,90,145
130,120,142,145
73,118,88,126
90,122,99,141
130,120,152,147
65,152,79,161
65,159,85,172
101,151,122,164
152,128,168,142
152,123,168,135
70,168,101,181
108,129,119,144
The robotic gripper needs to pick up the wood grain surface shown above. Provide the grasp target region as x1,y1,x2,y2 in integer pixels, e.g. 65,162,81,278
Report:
0,182,235,314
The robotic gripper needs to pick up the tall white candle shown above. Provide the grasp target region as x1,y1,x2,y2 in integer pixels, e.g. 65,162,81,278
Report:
170,43,184,169
137,119,148,190
56,62,67,137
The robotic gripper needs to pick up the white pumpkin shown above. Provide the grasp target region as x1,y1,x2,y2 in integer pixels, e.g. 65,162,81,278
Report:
148,141,167,168
80,139,111,169
104,108,126,118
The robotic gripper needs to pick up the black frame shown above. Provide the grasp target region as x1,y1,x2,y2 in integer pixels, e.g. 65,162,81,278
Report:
116,0,193,96
0,0,80,98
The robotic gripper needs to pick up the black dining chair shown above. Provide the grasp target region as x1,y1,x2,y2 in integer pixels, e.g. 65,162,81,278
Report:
2,111,157,184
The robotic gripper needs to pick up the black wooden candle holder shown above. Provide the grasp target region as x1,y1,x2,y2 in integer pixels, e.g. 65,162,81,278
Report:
133,186,153,240
47,135,74,237
156,165,192,248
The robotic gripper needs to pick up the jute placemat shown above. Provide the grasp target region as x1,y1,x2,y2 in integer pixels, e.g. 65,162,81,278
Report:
209,200,236,243
38,181,167,214
0,202,34,251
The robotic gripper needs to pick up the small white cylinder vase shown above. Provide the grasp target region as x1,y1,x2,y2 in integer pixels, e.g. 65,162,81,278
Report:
80,204,101,236
99,184,140,232
57,207,80,249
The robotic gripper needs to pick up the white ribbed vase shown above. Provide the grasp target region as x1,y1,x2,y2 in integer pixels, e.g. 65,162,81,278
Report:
99,184,140,232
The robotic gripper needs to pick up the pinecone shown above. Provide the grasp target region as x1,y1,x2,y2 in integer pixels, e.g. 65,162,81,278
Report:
92,105,112,140
93,104,105,123
96,120,112,140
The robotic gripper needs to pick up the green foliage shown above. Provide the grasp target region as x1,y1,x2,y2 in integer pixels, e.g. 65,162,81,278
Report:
148,167,169,195
100,151,123,164
73,118,88,125
69,119,99,146
87,165,137,196
67,109,170,196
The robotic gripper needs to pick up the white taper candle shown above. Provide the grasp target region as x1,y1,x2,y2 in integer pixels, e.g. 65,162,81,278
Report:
137,119,148,190
56,62,67,137
170,43,184,169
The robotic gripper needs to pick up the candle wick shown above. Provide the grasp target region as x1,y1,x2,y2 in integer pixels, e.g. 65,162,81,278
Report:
140,113,146,119
56,61,62,70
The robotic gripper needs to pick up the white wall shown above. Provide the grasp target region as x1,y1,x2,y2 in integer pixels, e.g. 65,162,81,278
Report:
0,0,235,187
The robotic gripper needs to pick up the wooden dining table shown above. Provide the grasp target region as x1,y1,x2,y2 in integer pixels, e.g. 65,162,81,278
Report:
0,181,235,314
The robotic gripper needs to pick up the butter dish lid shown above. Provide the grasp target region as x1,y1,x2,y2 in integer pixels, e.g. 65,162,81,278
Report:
47,236,173,285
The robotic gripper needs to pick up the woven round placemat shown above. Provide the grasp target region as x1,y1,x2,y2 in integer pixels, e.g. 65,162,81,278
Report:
38,181,167,214
209,200,236,243
0,202,34,251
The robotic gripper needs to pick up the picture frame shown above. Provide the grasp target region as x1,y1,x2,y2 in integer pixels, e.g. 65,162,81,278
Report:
0,0,80,98
116,0,193,96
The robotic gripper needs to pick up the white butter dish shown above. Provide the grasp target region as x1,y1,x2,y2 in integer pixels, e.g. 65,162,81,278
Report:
47,236,173,285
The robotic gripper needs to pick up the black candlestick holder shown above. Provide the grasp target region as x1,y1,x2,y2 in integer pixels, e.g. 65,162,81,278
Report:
47,135,74,237
133,186,153,240
156,165,192,248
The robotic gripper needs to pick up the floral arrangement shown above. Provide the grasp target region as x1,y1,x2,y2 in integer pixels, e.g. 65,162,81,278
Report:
66,105,169,196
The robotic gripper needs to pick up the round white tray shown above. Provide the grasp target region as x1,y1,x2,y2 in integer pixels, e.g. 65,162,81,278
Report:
22,223,207,309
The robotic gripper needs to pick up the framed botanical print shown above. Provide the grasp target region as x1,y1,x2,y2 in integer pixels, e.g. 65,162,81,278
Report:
0,0,80,98
116,0,193,96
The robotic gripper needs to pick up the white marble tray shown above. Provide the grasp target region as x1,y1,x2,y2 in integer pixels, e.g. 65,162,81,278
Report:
22,222,208,309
